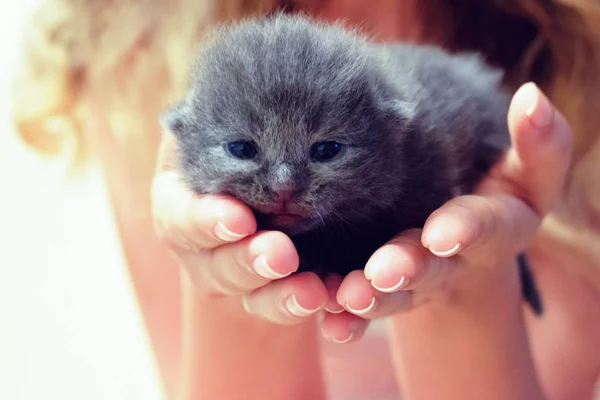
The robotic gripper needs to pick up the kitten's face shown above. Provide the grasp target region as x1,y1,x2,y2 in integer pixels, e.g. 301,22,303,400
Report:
171,97,405,236
164,15,412,235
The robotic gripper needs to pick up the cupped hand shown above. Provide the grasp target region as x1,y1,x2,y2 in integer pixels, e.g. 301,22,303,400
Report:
151,131,329,325
319,82,574,343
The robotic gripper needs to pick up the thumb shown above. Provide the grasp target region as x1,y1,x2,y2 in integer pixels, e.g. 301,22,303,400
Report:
503,82,573,215
421,83,573,262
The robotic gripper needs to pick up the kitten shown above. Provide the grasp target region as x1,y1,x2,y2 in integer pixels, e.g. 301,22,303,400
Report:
163,13,542,315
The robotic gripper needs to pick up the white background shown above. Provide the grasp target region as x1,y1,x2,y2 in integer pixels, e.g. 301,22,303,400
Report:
0,2,165,399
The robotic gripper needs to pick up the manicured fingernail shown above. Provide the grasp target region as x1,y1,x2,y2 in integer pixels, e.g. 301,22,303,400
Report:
524,83,553,130
286,295,321,318
346,297,378,316
253,255,292,280
325,306,345,314
364,254,385,281
214,222,249,242
241,295,252,313
372,276,408,293
429,242,462,257
332,332,354,344
365,251,411,293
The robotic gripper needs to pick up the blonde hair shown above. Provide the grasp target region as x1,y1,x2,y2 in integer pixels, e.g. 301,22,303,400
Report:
10,0,274,168
10,0,600,284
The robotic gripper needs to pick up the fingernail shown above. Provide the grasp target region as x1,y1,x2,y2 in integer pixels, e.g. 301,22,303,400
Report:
429,242,462,257
324,306,345,314
345,297,378,316
286,294,321,318
214,222,249,242
364,253,386,281
365,251,411,293
241,295,252,313
372,276,408,293
524,83,553,130
332,332,354,344
253,255,292,280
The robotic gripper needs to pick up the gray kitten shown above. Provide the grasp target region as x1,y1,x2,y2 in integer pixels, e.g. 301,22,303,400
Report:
163,14,542,314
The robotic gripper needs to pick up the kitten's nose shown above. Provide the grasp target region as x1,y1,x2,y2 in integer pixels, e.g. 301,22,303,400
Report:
270,164,300,204
271,177,299,203
272,186,297,203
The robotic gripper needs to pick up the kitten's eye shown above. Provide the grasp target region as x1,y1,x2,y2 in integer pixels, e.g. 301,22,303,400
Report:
310,141,343,162
227,141,257,160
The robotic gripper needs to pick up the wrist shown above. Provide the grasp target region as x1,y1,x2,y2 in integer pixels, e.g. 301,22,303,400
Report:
388,261,544,400
181,276,326,400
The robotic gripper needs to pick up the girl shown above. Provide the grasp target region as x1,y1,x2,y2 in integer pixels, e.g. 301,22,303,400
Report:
13,1,600,398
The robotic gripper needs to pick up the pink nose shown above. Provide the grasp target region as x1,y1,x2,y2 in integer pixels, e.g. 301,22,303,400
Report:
273,188,296,203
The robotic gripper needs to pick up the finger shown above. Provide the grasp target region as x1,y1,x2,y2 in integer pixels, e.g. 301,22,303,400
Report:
421,84,573,263
421,193,540,265
319,310,370,344
241,272,328,325
364,229,454,293
336,270,413,320
324,274,345,314
338,229,463,319
155,130,180,173
504,82,573,214
151,170,257,251
178,230,299,296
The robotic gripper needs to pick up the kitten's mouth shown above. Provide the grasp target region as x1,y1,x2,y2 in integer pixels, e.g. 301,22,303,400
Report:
263,212,304,227
255,211,317,235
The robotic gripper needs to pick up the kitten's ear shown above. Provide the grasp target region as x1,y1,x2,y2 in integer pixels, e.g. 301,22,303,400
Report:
381,99,417,127
160,102,188,137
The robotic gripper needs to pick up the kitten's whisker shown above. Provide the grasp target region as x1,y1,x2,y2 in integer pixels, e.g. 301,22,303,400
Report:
330,208,360,233
314,209,326,226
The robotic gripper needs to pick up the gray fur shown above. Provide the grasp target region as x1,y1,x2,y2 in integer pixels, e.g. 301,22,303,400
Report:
164,13,510,277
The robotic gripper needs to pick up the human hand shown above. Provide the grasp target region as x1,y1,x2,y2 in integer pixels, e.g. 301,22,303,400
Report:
151,131,329,325
319,82,573,343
